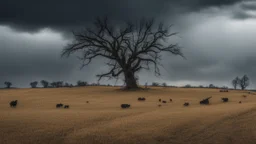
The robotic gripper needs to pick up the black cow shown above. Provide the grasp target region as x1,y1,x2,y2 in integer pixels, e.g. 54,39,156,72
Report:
121,104,130,109
56,103,63,108
138,97,146,101
184,102,189,106
10,100,18,107
222,98,229,102
64,105,69,109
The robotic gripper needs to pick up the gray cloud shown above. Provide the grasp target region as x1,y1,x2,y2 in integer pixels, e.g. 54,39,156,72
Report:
0,26,78,87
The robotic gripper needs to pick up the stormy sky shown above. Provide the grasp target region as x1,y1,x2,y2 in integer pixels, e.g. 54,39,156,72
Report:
1,0,256,88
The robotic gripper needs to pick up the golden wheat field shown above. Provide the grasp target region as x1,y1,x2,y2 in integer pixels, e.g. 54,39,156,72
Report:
0,87,256,144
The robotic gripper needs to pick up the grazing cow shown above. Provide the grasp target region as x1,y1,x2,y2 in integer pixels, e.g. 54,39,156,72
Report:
222,98,229,102
64,105,69,109
56,103,63,108
184,102,189,106
121,104,130,109
10,100,18,107
170,99,172,102
162,101,167,103
200,97,212,105
242,95,247,98
159,99,161,102
138,97,146,101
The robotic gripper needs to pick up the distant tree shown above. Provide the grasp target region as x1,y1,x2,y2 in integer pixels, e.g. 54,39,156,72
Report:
239,75,249,90
30,81,38,88
162,82,167,87
41,80,49,88
61,17,185,90
4,81,12,88
232,77,240,89
64,82,70,87
50,82,57,88
77,81,88,86
56,81,63,88
152,82,160,86
222,86,228,89
209,84,215,88
199,85,204,88
184,84,191,88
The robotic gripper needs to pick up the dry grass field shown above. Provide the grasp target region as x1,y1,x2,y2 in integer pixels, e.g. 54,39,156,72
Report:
0,87,256,144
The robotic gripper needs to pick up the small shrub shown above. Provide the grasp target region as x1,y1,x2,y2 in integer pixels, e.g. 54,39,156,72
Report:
159,99,161,102
170,99,172,102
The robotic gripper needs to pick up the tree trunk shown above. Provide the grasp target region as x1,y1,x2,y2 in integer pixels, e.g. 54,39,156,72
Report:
124,70,139,90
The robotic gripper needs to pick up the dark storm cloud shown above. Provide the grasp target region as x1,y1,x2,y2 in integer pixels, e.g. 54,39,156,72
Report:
0,0,242,33
231,0,256,19
1,0,256,89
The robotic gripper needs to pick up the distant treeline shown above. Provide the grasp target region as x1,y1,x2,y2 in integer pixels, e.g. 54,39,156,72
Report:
2,74,250,90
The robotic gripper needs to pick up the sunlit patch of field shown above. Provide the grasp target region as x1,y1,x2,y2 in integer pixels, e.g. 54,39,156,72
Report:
0,87,256,144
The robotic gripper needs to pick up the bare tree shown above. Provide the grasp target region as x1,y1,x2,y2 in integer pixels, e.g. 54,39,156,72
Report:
209,84,215,88
77,81,88,86
61,17,185,90
30,81,38,88
41,80,49,88
232,76,240,89
4,81,12,88
56,81,63,88
239,75,249,90
50,82,57,88
162,82,167,87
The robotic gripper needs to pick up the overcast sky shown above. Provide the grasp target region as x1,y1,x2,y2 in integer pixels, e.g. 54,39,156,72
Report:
1,0,256,88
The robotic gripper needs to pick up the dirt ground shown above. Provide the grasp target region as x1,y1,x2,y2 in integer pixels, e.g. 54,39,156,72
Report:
0,87,255,144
